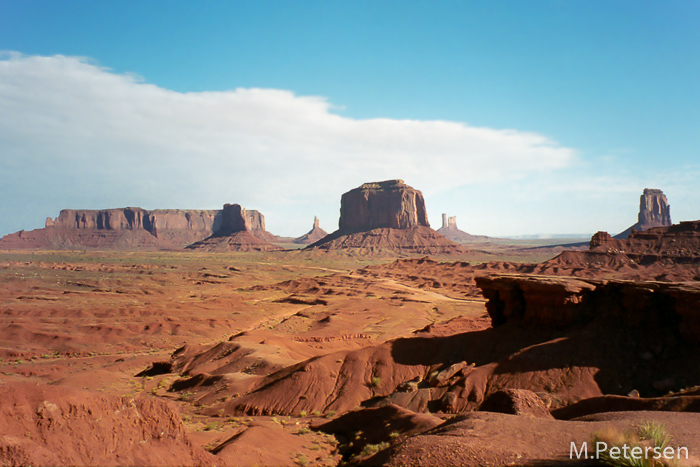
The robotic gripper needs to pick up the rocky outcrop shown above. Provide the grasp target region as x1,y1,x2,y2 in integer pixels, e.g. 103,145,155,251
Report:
436,214,489,243
0,382,215,466
479,389,553,419
309,180,464,254
475,273,700,342
293,217,328,245
186,204,282,252
0,204,284,251
339,180,429,232
615,188,672,239
592,220,700,259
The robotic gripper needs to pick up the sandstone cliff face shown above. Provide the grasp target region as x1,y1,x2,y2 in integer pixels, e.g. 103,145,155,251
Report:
0,204,282,251
217,204,250,235
615,188,672,239
338,180,429,232
44,208,221,236
475,274,700,342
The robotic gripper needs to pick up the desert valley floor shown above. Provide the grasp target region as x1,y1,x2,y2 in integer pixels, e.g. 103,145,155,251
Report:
1,241,700,466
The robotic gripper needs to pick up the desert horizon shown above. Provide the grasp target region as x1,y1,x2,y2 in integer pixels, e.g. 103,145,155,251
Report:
2,2,700,466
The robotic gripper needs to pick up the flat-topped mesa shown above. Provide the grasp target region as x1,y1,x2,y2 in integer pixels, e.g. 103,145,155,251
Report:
0,207,223,250
308,180,465,254
43,208,221,236
338,179,429,233
46,208,156,232
615,188,672,239
0,204,283,251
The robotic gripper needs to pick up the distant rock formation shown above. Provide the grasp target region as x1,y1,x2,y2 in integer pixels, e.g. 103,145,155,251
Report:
615,188,672,239
186,204,282,252
0,208,221,250
436,214,490,243
339,180,430,232
293,217,328,245
592,220,700,258
308,180,465,254
0,204,283,251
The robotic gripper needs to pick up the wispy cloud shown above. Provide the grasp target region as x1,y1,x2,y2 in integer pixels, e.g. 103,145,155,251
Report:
0,52,578,235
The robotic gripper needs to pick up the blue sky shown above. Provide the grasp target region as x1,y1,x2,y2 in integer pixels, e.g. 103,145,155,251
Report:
1,1,698,237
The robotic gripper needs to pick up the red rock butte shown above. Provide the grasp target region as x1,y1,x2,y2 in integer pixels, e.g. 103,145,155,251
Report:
615,188,672,239
186,204,282,252
308,180,465,254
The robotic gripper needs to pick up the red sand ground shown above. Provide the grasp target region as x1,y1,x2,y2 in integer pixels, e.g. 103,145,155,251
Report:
1,247,700,466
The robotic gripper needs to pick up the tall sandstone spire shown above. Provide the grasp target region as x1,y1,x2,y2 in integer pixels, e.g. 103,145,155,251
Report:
615,188,672,239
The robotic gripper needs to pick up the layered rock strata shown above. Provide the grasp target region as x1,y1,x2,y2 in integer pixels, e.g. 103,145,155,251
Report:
0,208,221,250
309,180,464,254
475,273,700,342
0,205,281,250
615,188,672,239
339,180,429,232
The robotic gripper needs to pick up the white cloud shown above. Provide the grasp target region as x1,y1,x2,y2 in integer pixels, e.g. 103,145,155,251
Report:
0,52,577,236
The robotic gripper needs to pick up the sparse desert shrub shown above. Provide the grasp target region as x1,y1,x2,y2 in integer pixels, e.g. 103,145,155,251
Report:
369,376,381,387
299,410,308,417
324,410,336,418
203,421,219,431
592,421,679,467
178,391,193,401
360,442,390,458
294,454,309,467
